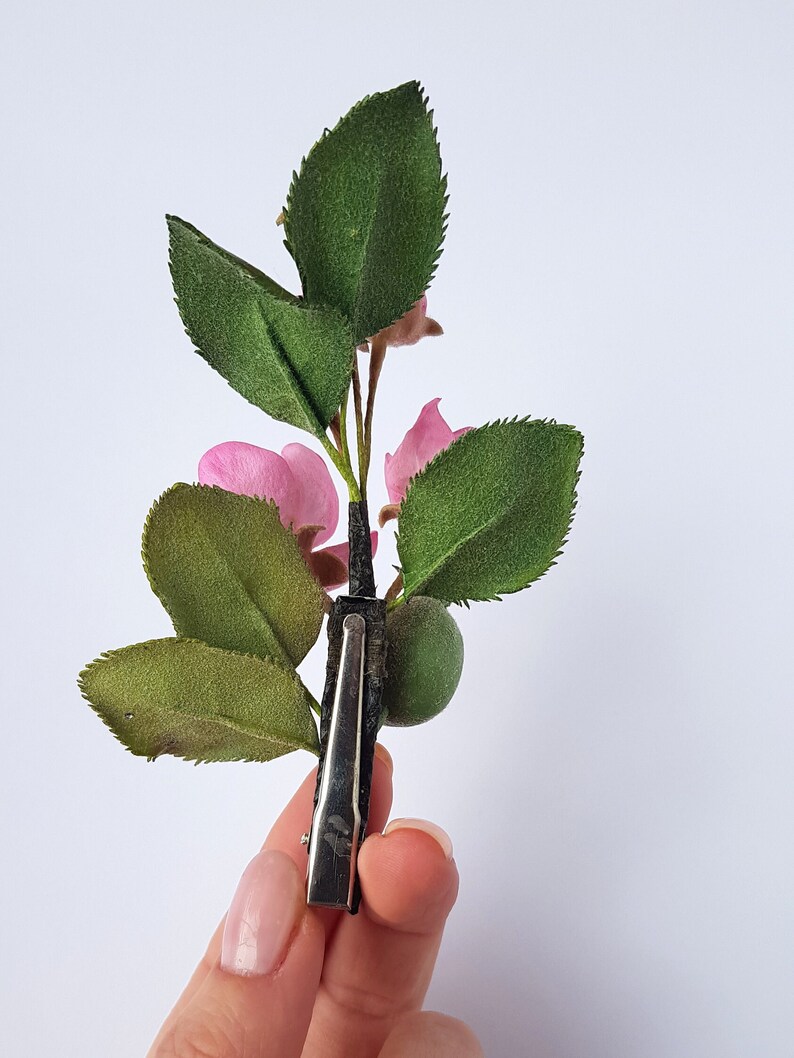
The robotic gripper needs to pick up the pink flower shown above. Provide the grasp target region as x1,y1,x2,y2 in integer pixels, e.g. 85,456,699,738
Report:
382,399,471,519
198,441,377,590
364,295,443,350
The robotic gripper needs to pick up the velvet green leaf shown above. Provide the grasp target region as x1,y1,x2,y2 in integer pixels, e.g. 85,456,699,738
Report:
284,81,447,343
167,216,354,436
143,484,325,667
79,638,319,762
397,419,583,605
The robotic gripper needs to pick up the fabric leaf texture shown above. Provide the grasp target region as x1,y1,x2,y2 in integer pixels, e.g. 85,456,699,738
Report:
397,418,583,604
143,484,326,667
284,81,447,344
79,638,319,763
168,216,354,437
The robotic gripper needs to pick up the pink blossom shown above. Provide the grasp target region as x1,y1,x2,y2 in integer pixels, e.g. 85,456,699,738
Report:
383,398,471,508
366,295,443,350
198,440,377,590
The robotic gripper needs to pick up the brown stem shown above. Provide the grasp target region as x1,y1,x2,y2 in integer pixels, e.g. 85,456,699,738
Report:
361,334,387,494
338,385,353,472
384,572,403,604
329,411,343,452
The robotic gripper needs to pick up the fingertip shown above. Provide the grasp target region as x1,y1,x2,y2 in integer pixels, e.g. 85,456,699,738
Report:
379,1011,484,1057
384,817,453,860
150,866,325,1058
374,740,394,775
220,849,306,978
358,823,459,933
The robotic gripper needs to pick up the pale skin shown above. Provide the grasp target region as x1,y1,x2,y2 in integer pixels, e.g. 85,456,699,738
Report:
148,746,484,1058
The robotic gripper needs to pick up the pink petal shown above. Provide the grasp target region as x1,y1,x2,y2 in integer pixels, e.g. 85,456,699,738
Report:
384,399,464,504
318,531,379,589
378,503,401,527
307,549,350,591
375,295,442,348
280,443,339,546
294,525,322,558
198,442,298,527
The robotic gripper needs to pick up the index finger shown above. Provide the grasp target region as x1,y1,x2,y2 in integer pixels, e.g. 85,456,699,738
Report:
149,849,324,1058
149,747,394,1037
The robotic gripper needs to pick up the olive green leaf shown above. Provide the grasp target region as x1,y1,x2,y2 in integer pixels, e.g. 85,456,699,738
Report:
397,419,583,605
167,216,354,436
78,638,319,762
284,81,447,344
143,484,325,667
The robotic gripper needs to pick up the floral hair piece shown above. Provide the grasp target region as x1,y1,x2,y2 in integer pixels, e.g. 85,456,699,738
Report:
78,82,583,910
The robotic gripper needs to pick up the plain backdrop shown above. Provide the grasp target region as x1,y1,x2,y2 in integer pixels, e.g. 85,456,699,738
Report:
2,2,792,1056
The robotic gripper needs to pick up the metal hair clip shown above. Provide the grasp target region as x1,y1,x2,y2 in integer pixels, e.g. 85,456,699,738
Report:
306,612,365,909
305,501,386,913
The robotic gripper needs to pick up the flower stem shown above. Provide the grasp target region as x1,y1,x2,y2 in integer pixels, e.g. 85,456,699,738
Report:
384,572,403,604
351,359,366,498
338,384,353,475
329,411,343,452
320,431,361,502
360,335,387,496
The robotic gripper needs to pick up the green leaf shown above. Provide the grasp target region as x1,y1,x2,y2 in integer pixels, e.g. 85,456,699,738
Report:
397,419,583,605
284,81,447,344
167,216,354,436
79,638,319,762
143,484,325,667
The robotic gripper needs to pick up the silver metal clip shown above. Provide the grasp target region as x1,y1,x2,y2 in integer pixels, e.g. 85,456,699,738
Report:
306,613,366,910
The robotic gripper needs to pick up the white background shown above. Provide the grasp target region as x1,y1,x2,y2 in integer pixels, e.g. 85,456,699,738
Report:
2,2,793,1055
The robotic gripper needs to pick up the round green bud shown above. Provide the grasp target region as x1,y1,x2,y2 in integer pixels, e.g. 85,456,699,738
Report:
382,596,464,727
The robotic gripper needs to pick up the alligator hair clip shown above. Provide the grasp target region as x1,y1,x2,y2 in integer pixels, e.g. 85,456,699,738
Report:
305,502,385,913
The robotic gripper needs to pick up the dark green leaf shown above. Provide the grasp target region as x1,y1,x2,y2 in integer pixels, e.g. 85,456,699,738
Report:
284,81,447,343
79,638,319,762
143,484,325,667
397,419,583,604
167,216,354,436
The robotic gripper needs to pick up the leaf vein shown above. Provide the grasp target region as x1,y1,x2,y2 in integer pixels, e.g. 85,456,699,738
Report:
408,508,503,596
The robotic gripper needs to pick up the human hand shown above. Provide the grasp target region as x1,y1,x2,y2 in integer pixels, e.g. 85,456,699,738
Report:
148,747,484,1057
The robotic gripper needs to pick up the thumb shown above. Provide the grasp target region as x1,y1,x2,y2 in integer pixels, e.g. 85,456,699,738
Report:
379,1012,485,1057
149,850,324,1058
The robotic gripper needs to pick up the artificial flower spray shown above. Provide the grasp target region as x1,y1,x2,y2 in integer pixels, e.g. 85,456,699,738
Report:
79,82,583,910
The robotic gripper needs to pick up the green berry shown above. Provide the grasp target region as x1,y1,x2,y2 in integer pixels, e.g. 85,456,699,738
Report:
382,596,464,727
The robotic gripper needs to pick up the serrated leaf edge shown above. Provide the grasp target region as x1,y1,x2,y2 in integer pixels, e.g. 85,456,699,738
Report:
283,81,449,341
396,417,584,606
77,637,320,763
167,215,299,304
166,216,354,436
141,483,325,667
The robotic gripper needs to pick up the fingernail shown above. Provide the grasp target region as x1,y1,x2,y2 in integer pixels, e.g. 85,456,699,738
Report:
221,849,304,977
374,742,394,775
383,818,453,860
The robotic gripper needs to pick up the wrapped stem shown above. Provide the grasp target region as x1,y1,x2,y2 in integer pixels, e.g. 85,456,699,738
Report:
309,501,387,913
